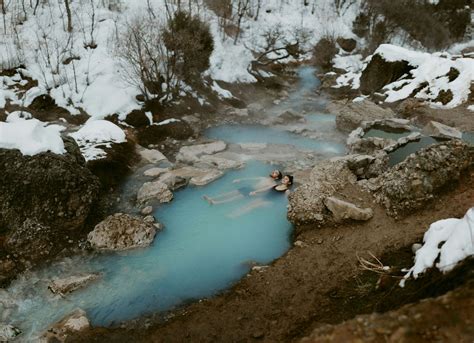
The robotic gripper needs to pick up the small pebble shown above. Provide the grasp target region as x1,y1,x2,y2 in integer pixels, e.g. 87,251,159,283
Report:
143,215,155,223
141,206,153,216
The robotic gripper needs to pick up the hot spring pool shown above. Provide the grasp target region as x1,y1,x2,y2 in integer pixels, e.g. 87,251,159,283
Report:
6,161,293,339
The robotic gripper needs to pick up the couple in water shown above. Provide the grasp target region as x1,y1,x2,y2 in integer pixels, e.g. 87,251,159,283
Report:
203,170,294,217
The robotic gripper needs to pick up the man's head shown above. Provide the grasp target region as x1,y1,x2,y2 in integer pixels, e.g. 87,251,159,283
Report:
270,170,283,180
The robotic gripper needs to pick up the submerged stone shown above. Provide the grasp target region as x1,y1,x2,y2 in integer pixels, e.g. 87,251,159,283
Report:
49,274,100,296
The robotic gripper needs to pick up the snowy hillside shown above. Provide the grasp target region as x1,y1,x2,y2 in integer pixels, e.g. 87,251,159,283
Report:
0,0,361,120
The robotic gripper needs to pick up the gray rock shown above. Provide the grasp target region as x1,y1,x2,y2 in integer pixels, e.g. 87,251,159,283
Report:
365,140,473,217
176,141,227,164
0,324,21,341
143,167,170,178
141,206,153,215
288,159,357,227
272,110,306,125
323,197,373,222
199,155,245,170
143,215,155,223
327,100,395,133
138,148,168,164
48,274,100,296
137,181,173,204
423,121,462,140
87,213,157,251
40,309,89,342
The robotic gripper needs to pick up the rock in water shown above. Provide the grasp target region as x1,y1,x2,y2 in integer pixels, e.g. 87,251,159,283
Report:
87,213,157,251
422,121,463,140
40,309,89,342
48,274,101,296
323,197,373,222
137,180,174,204
176,141,227,164
0,324,21,341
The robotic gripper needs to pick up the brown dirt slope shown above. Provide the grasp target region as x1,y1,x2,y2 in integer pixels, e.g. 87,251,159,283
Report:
69,169,474,343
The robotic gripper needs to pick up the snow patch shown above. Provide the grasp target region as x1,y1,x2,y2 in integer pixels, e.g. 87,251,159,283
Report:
401,208,474,286
0,119,65,155
70,119,126,161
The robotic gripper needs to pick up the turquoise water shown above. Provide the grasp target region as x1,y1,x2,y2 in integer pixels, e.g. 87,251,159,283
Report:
388,136,438,166
463,132,474,145
206,124,346,155
7,162,292,338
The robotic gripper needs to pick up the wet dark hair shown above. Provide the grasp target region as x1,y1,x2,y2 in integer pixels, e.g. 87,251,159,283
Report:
270,170,283,180
284,175,294,185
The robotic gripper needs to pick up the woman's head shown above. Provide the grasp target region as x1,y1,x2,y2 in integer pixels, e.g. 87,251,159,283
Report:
282,175,294,186
270,170,283,180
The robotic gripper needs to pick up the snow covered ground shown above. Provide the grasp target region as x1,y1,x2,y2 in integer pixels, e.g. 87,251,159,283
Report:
0,0,361,120
402,208,474,286
334,43,474,109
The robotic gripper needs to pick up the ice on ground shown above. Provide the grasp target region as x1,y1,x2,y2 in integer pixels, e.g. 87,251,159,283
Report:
0,119,65,156
6,111,32,122
70,119,126,161
402,208,474,286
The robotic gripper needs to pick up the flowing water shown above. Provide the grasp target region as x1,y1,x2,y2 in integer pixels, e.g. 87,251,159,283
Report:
5,66,347,340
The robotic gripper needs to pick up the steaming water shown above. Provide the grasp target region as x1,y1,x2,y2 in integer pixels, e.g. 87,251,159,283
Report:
6,162,292,340
5,66,345,340
206,124,346,155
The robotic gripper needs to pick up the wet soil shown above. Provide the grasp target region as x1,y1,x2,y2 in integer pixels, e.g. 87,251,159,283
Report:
68,169,474,342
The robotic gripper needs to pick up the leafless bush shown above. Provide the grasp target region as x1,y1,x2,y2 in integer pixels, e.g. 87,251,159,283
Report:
115,16,178,102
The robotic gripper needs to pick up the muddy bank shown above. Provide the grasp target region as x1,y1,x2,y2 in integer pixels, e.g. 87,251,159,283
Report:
68,167,474,342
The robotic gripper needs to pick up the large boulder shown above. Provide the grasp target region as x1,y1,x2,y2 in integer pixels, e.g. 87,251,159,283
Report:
124,110,150,128
363,141,474,217
327,100,395,133
0,137,100,261
360,54,414,95
288,159,357,227
336,37,357,52
87,213,157,251
423,121,462,140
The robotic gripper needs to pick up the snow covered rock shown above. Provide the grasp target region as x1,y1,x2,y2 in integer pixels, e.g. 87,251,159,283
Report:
360,53,413,95
69,119,126,161
422,121,463,140
364,141,474,217
176,141,227,164
0,136,100,263
87,214,157,251
403,208,474,283
0,324,21,341
324,197,373,222
48,274,100,296
137,181,173,204
327,100,395,133
40,309,90,342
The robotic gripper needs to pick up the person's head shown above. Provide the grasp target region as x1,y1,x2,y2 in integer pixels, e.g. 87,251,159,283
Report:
270,170,283,180
282,175,294,186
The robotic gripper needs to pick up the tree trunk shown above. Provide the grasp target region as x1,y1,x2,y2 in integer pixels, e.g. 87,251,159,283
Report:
64,0,72,32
